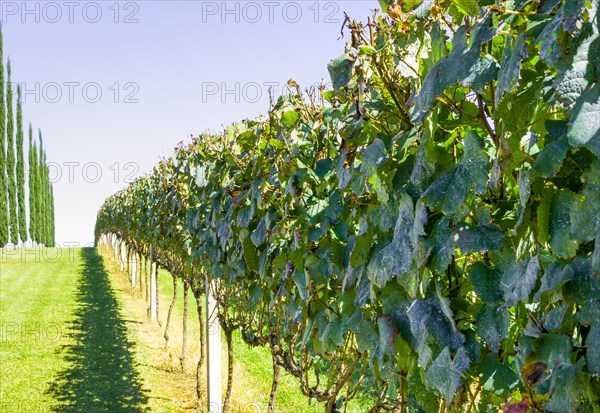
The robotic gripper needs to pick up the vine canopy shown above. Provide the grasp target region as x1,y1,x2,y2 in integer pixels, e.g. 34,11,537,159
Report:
96,1,600,411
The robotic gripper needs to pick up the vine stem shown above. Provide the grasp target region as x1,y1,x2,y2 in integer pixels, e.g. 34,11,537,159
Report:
163,274,178,347
476,93,497,146
180,282,189,372
268,358,281,413
223,327,234,413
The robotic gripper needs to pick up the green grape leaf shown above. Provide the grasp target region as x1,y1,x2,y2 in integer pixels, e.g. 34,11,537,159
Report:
453,0,480,17
369,203,397,232
570,185,600,243
314,158,334,181
539,0,561,14
454,221,504,254
461,54,499,94
552,13,599,109
537,186,553,245
410,134,436,186
534,135,569,177
216,220,232,249
499,253,540,307
413,19,494,123
495,32,528,105
378,0,392,13
582,158,600,185
562,258,600,304
477,304,510,352
294,270,309,301
425,216,454,273
358,45,377,56
408,297,465,353
381,284,416,347
545,359,585,413
535,263,575,299
425,346,470,403
319,316,344,348
367,194,426,287
549,188,578,258
532,333,572,367
237,204,255,229
360,138,388,173
427,21,447,67
462,132,490,194
356,319,379,353
422,166,469,215
368,173,389,204
586,317,600,374
514,166,533,232
195,164,209,188
566,83,600,157
480,353,520,397
377,316,397,357
408,370,439,412
468,262,502,304
536,12,563,65
242,236,259,273
281,110,300,127
250,216,267,247
423,132,489,215
543,305,567,332
328,54,355,90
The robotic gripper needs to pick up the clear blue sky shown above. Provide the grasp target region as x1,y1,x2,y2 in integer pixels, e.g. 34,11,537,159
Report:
3,0,376,245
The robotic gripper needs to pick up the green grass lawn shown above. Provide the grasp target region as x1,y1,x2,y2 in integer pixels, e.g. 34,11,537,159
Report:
1,246,371,412
0,246,80,411
1,247,150,412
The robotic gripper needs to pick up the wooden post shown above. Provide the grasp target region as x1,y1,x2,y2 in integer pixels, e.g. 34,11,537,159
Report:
206,276,222,413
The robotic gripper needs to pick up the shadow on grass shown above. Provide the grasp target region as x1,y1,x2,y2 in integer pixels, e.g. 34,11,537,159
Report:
47,248,149,412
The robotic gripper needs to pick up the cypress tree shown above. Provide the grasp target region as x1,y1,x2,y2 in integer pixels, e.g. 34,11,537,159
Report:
6,59,18,245
28,123,36,244
44,154,51,246
49,183,55,247
0,26,8,248
42,154,49,246
38,131,46,246
16,85,26,243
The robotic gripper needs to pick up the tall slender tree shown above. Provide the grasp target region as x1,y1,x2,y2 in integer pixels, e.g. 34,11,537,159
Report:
6,59,18,245
42,155,49,246
28,123,36,245
49,183,55,247
0,25,8,248
16,85,26,243
38,130,47,246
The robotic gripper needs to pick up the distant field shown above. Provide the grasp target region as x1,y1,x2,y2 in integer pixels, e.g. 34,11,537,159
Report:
1,247,369,412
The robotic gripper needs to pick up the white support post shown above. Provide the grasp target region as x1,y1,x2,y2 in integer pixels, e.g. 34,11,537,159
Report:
206,277,222,413
150,247,158,323
114,238,119,261
120,241,126,271
131,252,137,289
